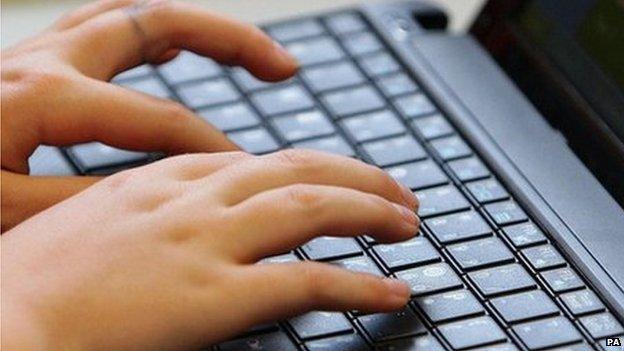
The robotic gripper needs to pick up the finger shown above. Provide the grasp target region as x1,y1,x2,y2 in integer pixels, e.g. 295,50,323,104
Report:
52,0,136,30
37,78,238,154
149,48,181,64
141,151,253,181
227,184,418,261
206,150,418,210
230,262,410,328
1,171,100,232
67,1,298,81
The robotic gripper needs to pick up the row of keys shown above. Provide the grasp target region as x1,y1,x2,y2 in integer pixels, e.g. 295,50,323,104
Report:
37,9,622,351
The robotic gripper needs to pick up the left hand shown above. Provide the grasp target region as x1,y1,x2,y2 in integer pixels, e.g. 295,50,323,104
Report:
1,0,299,231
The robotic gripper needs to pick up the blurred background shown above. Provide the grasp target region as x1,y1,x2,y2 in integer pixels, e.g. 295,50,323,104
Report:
2,0,485,48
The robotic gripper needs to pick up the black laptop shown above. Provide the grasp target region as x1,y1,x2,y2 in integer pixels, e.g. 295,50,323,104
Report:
29,0,624,350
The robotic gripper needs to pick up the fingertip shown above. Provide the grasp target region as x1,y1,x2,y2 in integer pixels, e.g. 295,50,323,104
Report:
380,278,411,310
272,41,300,73
249,41,299,82
357,277,411,313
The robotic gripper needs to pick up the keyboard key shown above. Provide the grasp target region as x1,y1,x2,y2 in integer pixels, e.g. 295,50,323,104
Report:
230,68,277,92
259,252,299,265
395,262,463,296
323,86,385,118
425,210,492,244
362,135,427,167
120,76,170,99
394,94,436,118
306,333,369,351
293,135,355,157
560,289,605,316
244,323,280,335
176,78,239,109
448,157,490,182
303,237,362,261
69,143,148,170
502,222,547,248
286,37,345,66
272,110,335,142
447,237,515,270
219,332,297,351
289,312,352,340
358,308,426,342
373,236,440,271
332,255,383,276
29,146,76,176
158,51,221,85
468,263,536,297
411,114,454,140
439,316,507,350
267,19,325,42
341,110,405,142
466,178,510,204
579,313,624,339
472,343,520,351
302,61,365,92
490,290,559,324
376,73,418,97
358,52,400,77
198,102,260,132
416,185,471,218
326,13,366,35
377,334,446,351
112,64,152,82
228,128,279,154
557,343,597,351
542,267,584,293
522,244,566,271
485,200,528,226
386,160,448,190
251,84,315,116
430,136,472,161
513,316,582,350
343,32,383,56
416,289,484,323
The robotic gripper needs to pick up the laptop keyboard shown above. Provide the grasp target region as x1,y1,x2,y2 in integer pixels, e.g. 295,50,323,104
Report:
28,10,623,351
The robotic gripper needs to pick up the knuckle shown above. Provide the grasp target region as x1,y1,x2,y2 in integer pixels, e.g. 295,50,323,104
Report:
271,149,321,172
299,263,332,303
136,0,177,18
101,168,137,190
283,185,324,212
22,70,70,93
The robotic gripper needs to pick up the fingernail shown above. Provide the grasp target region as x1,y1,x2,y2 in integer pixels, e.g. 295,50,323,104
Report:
400,185,418,210
384,278,411,300
393,203,417,226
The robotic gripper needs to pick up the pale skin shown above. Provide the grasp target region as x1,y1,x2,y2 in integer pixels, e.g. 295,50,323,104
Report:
1,1,420,350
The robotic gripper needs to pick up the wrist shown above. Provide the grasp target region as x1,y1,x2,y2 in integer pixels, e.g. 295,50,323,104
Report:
1,238,85,351
2,295,54,350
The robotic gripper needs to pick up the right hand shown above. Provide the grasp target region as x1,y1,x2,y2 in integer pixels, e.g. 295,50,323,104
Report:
2,150,420,351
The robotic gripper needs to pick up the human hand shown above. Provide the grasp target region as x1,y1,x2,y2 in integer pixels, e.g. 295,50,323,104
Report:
2,150,419,350
1,0,298,230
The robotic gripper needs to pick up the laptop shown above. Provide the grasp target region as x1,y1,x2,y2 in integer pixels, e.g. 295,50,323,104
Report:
28,0,624,350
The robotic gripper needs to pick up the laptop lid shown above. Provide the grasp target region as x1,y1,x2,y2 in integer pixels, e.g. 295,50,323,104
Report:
470,0,624,207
